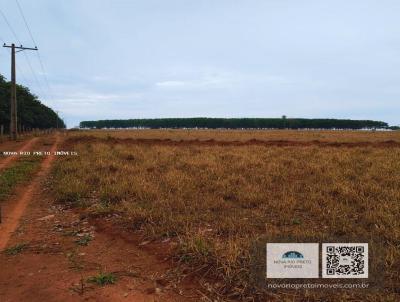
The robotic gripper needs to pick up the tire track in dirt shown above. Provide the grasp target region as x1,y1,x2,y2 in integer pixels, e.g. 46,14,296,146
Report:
0,137,39,171
0,135,59,251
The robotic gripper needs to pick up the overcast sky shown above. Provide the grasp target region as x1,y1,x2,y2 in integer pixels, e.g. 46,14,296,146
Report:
1,0,399,127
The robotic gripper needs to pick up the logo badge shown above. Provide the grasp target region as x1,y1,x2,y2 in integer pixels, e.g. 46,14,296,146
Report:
266,243,319,278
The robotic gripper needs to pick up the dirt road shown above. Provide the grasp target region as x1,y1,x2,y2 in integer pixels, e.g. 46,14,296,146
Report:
0,135,58,250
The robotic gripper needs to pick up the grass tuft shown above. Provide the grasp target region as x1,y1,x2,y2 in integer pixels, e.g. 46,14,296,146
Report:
0,157,41,201
87,272,116,286
4,243,28,255
75,234,92,246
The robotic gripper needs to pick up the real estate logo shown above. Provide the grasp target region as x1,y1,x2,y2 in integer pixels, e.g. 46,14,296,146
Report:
266,242,369,279
266,243,319,278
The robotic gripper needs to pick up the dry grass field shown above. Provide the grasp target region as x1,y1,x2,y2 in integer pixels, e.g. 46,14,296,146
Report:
51,130,400,301
70,128,400,142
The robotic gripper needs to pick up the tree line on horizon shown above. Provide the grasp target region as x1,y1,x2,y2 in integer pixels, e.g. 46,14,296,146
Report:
80,117,391,130
0,74,65,132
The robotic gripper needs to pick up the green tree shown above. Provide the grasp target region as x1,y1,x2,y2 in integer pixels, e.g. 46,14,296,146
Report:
0,74,65,132
80,117,388,130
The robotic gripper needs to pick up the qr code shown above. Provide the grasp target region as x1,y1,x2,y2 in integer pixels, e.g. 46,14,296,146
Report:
322,243,368,278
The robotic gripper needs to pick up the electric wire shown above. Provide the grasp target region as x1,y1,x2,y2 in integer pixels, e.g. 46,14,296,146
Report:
14,0,53,99
1,34,30,85
0,7,47,101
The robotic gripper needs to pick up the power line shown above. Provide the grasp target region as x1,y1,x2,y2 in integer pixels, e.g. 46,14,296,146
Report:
14,0,53,101
15,64,30,85
0,6,47,101
0,8,20,44
8,50,31,85
14,0,36,45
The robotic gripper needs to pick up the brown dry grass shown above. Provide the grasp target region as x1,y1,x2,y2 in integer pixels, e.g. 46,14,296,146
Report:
52,130,400,301
68,128,400,142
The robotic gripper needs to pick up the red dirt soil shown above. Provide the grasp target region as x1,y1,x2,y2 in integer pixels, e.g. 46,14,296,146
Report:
0,136,58,250
0,134,201,302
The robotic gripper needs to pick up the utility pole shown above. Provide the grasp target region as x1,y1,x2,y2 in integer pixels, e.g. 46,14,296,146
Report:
56,110,59,130
3,43,38,140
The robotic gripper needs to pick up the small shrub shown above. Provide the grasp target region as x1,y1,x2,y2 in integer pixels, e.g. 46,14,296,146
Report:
75,234,92,246
87,272,116,286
